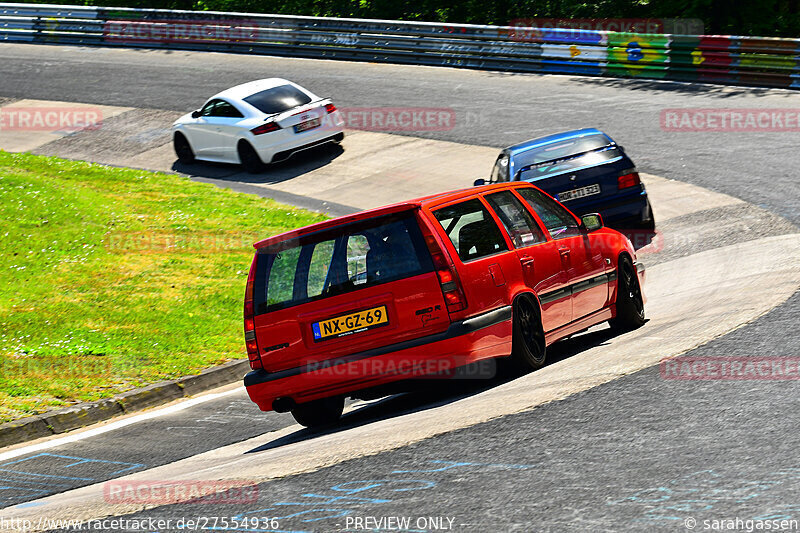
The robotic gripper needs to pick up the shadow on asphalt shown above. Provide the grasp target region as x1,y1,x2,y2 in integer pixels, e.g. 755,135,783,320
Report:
245,322,635,454
560,75,786,98
170,142,345,183
483,70,789,97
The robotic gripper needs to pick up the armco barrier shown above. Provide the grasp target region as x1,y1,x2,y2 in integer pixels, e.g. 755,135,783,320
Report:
1,3,799,90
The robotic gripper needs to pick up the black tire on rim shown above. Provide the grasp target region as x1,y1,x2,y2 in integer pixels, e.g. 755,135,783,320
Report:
173,133,195,164
238,141,265,174
290,396,344,429
509,295,547,372
609,256,646,332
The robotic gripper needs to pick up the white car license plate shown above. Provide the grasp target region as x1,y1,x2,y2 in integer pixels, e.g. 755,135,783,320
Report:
558,184,601,202
294,117,321,133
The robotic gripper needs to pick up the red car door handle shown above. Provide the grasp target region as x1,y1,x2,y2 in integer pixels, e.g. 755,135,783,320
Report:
521,258,535,267
558,247,571,256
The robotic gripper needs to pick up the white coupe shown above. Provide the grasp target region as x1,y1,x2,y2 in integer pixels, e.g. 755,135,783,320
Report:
172,78,345,173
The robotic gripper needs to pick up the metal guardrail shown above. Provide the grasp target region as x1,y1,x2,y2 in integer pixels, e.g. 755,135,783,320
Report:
1,2,799,89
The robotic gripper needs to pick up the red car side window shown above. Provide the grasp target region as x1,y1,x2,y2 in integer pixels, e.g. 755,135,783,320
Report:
433,199,509,262
484,190,546,248
515,188,581,240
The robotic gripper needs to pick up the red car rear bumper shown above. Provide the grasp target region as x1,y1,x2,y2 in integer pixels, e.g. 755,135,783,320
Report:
244,306,513,411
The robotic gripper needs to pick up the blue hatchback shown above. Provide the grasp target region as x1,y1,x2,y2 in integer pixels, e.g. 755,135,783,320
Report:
481,129,654,232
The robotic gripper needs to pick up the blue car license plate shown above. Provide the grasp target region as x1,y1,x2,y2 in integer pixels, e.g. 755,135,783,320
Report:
558,183,601,202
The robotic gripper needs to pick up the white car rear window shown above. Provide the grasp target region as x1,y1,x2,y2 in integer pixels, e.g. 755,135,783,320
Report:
244,85,312,114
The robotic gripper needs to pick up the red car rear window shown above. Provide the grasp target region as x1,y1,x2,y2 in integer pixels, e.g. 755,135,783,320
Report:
253,212,433,314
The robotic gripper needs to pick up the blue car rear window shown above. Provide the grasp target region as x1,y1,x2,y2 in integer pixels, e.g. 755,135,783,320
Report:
515,133,612,168
518,147,622,180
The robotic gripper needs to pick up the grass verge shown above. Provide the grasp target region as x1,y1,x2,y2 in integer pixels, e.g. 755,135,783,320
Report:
0,151,327,423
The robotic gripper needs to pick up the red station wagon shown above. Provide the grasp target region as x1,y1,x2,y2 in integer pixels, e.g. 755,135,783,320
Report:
243,182,646,427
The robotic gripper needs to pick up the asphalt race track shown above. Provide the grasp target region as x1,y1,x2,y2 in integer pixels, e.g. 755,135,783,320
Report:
1,44,799,224
0,43,799,532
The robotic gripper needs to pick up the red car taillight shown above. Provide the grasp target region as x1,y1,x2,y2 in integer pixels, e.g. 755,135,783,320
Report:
244,254,262,370
422,232,467,313
324,103,337,114
251,122,281,135
618,169,641,190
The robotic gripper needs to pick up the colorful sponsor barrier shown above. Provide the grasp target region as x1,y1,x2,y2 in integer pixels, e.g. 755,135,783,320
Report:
606,33,670,79
0,3,799,90
540,43,606,75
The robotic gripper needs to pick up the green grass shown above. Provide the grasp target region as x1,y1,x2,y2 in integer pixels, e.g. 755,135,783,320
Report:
0,151,327,423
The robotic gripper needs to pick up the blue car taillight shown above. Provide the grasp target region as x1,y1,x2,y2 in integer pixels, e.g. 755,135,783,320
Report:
618,169,641,190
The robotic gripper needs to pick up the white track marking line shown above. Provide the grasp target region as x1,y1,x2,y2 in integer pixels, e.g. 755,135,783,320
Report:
0,388,242,463
4,233,798,528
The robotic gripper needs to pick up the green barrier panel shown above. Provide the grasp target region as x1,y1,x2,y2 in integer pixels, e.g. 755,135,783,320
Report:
668,35,701,81
606,32,670,78
605,60,671,80
736,48,795,88
738,53,797,70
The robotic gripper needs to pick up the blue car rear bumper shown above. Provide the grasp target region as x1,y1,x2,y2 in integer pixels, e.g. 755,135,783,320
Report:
562,187,651,228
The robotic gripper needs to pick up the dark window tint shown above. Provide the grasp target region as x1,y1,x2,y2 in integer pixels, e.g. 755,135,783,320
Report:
199,99,220,116
200,99,243,118
490,153,510,183
254,213,432,314
518,147,621,181
214,101,244,118
515,133,612,168
484,191,546,248
516,188,581,240
244,84,312,114
434,199,509,261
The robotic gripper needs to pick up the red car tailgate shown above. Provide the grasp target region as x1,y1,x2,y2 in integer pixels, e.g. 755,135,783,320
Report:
255,272,448,372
